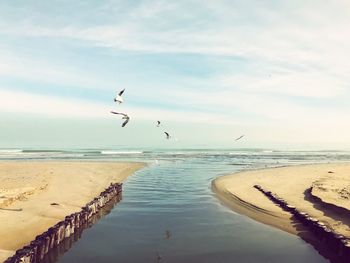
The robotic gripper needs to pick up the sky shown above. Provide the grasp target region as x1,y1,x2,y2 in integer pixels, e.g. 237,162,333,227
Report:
1,0,350,149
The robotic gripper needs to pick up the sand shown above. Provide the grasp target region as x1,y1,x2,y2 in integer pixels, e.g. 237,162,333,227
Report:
212,163,350,239
0,161,145,262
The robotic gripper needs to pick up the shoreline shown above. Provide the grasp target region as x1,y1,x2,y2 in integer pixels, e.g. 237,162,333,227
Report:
212,163,350,239
0,161,146,262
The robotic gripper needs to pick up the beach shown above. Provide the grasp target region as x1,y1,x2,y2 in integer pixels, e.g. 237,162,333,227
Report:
212,163,350,240
0,150,332,263
0,161,145,262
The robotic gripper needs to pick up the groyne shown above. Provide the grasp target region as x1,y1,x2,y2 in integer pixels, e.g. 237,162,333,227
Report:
254,184,350,262
4,183,122,263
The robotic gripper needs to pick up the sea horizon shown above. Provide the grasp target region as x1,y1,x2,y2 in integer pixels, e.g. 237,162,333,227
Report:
2,1,350,262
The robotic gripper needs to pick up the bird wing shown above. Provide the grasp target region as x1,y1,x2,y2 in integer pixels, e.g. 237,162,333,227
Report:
118,89,125,96
114,96,124,103
110,111,127,117
164,132,170,138
235,135,244,141
121,117,130,127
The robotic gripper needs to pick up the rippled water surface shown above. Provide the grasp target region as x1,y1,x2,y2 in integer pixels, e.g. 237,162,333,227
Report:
3,148,348,262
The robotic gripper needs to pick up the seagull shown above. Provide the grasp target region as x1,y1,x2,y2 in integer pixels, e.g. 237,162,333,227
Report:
156,252,162,263
114,89,125,104
110,111,130,127
165,230,171,240
164,132,171,139
156,121,161,127
235,135,244,141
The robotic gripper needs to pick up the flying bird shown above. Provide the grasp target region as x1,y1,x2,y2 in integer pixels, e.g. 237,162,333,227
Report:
235,135,244,141
164,132,171,139
165,230,171,240
156,252,162,263
114,89,125,104
110,111,130,127
156,121,161,127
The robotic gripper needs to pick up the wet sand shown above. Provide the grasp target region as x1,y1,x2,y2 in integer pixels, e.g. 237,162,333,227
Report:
0,161,145,262
212,163,350,239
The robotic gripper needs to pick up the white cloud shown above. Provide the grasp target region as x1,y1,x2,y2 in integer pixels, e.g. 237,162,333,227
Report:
1,1,349,61
219,72,347,98
0,89,107,118
0,50,114,90
0,89,242,125
1,1,350,145
1,1,350,100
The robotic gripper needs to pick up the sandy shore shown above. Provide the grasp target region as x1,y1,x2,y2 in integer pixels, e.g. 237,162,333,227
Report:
212,163,350,239
0,161,145,262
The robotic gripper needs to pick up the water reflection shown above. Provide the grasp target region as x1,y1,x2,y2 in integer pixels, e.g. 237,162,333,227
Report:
41,195,122,263
56,160,328,263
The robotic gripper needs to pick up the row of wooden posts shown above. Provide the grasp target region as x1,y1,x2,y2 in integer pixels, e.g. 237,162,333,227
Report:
5,183,123,263
254,184,350,261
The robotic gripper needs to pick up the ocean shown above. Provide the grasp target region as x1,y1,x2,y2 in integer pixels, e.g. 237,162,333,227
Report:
2,148,349,262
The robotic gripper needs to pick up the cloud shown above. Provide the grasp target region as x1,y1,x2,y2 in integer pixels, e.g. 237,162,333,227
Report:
218,71,347,98
1,1,349,62
1,1,350,99
1,1,350,146
0,49,114,90
0,89,107,118
0,89,243,125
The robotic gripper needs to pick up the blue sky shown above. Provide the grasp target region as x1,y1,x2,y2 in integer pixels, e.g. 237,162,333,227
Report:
1,0,350,149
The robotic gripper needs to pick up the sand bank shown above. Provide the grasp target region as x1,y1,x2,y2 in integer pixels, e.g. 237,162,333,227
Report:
0,161,145,262
212,163,350,239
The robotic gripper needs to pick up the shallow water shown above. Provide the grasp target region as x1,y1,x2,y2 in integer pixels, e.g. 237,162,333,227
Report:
19,149,342,263
3,149,348,262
